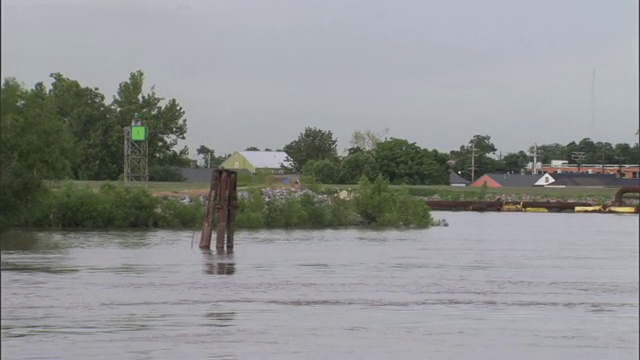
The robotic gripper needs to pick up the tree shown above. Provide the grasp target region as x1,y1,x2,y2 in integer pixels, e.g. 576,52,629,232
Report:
111,70,188,167
534,143,565,163
283,127,338,172
48,73,121,180
339,150,378,184
196,145,226,168
373,138,448,185
497,151,529,173
0,79,73,229
301,159,341,184
244,146,260,151
349,128,389,152
450,135,498,179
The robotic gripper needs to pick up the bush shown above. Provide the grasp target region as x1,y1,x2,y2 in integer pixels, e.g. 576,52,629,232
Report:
158,200,203,228
235,188,265,228
353,176,432,228
10,179,435,230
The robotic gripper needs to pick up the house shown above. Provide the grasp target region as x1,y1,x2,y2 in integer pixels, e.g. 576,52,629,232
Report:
535,173,640,188
220,150,293,174
470,173,544,188
449,170,471,186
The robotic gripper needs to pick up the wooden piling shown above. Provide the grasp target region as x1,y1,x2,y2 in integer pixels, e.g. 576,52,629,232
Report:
200,169,238,251
226,171,238,250
199,170,220,249
215,171,230,250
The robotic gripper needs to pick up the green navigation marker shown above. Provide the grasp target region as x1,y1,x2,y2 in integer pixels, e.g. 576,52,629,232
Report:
131,126,147,141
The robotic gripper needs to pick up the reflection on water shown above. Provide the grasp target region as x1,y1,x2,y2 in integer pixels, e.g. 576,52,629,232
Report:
201,249,236,275
1,212,638,360
0,231,66,252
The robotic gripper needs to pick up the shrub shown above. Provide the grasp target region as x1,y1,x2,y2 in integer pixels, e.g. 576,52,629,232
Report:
353,176,432,228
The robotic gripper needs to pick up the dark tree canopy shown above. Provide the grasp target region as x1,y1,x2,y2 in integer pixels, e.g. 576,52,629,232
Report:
283,127,338,172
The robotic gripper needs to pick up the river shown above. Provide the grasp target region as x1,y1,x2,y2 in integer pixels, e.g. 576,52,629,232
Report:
1,212,638,360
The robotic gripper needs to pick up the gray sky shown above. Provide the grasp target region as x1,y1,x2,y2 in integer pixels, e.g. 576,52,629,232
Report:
2,0,638,158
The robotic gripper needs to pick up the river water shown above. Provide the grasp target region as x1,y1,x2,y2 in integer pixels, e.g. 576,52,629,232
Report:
1,212,638,360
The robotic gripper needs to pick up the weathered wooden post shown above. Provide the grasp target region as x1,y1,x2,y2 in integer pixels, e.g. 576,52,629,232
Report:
226,171,238,250
199,170,220,249
215,171,230,250
201,169,238,251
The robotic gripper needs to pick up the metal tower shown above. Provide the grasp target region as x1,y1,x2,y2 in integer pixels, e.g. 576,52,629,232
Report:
124,115,148,184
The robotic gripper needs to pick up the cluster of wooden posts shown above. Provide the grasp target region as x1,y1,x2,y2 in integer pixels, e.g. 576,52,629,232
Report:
199,169,238,251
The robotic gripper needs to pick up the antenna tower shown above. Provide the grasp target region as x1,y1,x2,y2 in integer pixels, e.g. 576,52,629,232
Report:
124,113,149,184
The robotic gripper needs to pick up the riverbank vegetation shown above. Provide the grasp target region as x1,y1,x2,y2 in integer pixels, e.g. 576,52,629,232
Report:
2,71,637,231
9,177,434,230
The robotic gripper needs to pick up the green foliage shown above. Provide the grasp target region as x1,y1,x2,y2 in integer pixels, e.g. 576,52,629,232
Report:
0,79,74,231
196,145,227,168
236,171,256,187
7,178,434,230
449,134,500,178
299,175,322,193
352,176,433,227
112,70,189,167
339,150,378,184
48,73,121,180
234,188,265,229
17,182,162,228
158,200,202,228
373,138,449,185
283,127,338,172
301,159,341,184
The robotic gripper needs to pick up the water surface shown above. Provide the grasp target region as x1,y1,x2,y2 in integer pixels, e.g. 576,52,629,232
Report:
1,212,638,359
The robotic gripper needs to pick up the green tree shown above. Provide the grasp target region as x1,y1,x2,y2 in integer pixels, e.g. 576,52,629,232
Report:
111,70,188,167
534,143,565,163
450,135,499,178
0,79,73,230
497,151,529,173
244,146,260,151
196,145,228,168
48,73,121,180
339,150,378,183
301,159,341,184
283,127,338,172
373,138,448,185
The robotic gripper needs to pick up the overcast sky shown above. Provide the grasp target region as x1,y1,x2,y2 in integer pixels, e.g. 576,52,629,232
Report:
2,0,638,157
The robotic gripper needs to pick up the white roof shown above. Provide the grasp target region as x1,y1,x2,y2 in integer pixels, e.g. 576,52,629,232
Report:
238,151,292,169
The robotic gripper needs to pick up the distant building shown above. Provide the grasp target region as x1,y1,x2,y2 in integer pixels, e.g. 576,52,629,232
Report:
220,151,294,174
527,161,639,179
470,173,544,188
534,173,640,188
449,170,470,186
180,168,214,182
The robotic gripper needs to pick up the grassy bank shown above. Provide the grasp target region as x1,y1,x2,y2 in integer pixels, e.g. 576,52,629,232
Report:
18,177,435,230
61,180,620,201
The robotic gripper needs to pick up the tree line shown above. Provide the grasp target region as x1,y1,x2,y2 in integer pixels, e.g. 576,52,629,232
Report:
202,127,639,186
2,71,638,228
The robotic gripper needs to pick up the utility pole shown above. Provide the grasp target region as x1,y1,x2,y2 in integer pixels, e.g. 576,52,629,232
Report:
571,151,587,173
533,143,538,175
469,141,477,183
